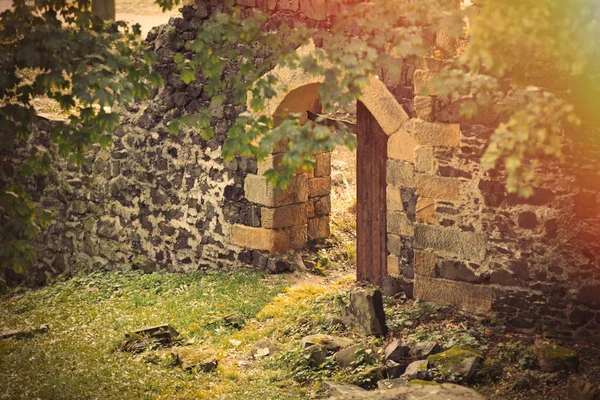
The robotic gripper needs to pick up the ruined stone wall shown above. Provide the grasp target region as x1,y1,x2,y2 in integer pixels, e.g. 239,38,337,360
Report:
1,1,339,285
385,56,600,337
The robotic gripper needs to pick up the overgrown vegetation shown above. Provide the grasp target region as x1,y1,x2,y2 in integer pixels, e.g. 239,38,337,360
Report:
1,269,598,399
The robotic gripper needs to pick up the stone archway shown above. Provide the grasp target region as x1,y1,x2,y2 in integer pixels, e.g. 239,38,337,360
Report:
235,43,410,286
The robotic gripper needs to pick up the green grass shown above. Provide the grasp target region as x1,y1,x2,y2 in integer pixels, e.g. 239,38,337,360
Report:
0,270,304,399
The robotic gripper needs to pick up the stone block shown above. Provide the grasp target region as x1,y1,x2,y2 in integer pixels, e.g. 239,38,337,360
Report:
415,174,460,200
387,212,414,236
387,234,402,256
261,203,307,229
414,69,440,96
387,254,400,277
315,152,332,177
244,174,308,207
314,195,331,216
404,119,460,147
386,160,415,188
308,216,330,240
299,0,327,20
387,185,403,212
436,27,458,56
414,249,436,277
309,177,331,197
414,275,492,312
290,224,307,249
257,153,285,175
387,128,417,163
416,197,436,224
414,146,436,174
341,288,388,337
277,0,299,12
359,75,410,135
230,224,290,253
307,200,316,218
414,224,487,261
419,57,444,72
414,96,435,122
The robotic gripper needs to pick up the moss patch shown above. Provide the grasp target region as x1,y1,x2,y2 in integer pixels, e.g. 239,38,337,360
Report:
428,345,483,368
409,379,439,385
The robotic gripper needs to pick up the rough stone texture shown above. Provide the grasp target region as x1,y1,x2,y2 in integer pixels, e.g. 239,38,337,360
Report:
329,383,487,399
177,347,218,372
341,288,388,337
323,381,367,397
385,340,411,363
533,345,579,373
427,346,483,383
414,96,435,122
260,203,307,229
300,334,353,352
409,341,442,360
230,225,290,253
416,197,436,224
404,119,460,147
388,129,418,162
414,145,437,174
416,174,460,200
387,212,414,236
414,224,486,262
414,275,492,312
250,337,281,359
245,173,308,207
387,160,415,188
309,176,331,197
401,360,429,381
307,216,330,241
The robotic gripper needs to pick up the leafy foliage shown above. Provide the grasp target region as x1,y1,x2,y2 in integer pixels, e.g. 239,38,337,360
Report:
2,0,599,275
434,0,599,194
0,0,161,274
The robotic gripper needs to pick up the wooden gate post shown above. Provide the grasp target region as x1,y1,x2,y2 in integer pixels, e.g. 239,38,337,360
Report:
356,102,389,286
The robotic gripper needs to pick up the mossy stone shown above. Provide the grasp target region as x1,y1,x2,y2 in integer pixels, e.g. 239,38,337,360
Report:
533,344,579,373
408,379,439,385
427,346,483,383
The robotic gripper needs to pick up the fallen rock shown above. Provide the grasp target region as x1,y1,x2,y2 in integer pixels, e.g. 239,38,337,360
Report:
341,288,387,337
322,381,367,397
385,359,409,378
0,324,49,340
427,346,483,383
120,324,180,352
510,374,536,392
334,344,369,369
305,344,327,367
533,344,579,373
409,379,440,386
330,383,487,399
250,337,281,359
410,341,442,359
222,312,245,329
378,377,409,390
353,365,385,387
177,347,218,372
401,360,429,381
385,340,411,363
301,334,353,352
267,258,291,273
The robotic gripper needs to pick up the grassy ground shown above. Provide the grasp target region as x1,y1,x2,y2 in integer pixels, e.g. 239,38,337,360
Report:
0,270,352,399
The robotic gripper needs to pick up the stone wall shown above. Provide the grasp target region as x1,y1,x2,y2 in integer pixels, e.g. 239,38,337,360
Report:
385,56,600,338
1,1,338,285
3,0,599,338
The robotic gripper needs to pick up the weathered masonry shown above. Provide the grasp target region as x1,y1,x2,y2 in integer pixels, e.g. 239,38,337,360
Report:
3,0,599,338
